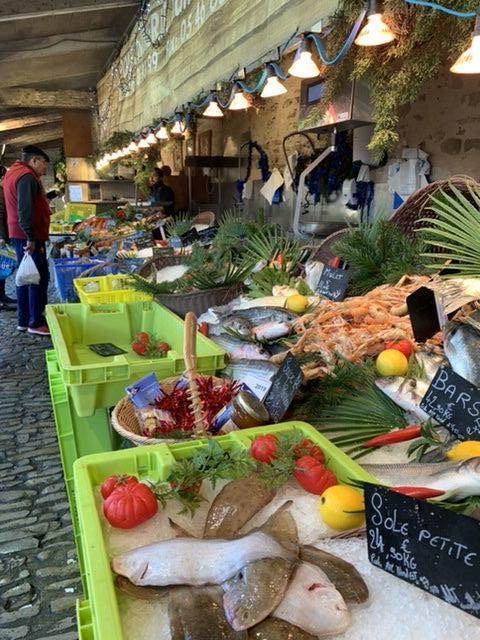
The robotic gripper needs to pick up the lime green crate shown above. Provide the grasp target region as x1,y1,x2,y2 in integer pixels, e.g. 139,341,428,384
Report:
73,422,377,640
74,274,153,305
46,301,226,417
46,350,116,594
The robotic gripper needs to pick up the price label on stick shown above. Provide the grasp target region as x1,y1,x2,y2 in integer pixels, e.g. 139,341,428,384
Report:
316,265,351,302
365,484,480,618
420,365,480,441
264,353,304,422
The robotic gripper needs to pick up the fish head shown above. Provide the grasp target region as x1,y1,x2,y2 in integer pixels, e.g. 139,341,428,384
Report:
111,554,149,586
223,558,295,631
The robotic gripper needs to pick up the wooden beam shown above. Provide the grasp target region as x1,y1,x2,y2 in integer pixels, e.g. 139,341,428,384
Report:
0,123,64,147
0,1,139,21
0,88,92,110
0,113,62,133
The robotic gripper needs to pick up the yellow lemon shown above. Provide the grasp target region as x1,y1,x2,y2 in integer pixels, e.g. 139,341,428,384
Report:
318,485,365,531
376,349,409,377
446,441,480,462
286,294,309,314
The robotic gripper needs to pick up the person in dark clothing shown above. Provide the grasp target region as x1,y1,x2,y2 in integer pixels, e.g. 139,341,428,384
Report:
3,145,51,336
148,167,175,216
0,165,16,310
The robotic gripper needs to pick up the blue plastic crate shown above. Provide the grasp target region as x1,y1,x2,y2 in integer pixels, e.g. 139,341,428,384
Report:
0,246,16,279
53,259,107,302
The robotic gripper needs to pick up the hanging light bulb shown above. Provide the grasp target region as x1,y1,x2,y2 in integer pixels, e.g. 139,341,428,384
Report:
156,121,169,140
138,136,150,149
288,37,320,78
355,0,395,47
171,111,185,134
128,140,139,153
145,130,158,145
451,12,480,74
261,65,287,98
228,84,252,110
203,95,224,117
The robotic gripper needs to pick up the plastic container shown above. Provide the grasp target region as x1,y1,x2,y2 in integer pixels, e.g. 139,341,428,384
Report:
0,245,16,279
73,422,377,639
46,301,226,417
53,258,108,302
46,350,115,592
74,274,152,305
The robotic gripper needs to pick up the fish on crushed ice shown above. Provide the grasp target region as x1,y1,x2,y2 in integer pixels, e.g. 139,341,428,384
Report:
444,311,480,387
211,334,270,361
208,316,253,337
252,321,292,342
272,562,350,636
223,558,296,630
204,476,275,539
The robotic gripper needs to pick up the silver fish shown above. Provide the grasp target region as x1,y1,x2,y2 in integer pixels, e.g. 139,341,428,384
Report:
223,359,279,381
252,322,292,342
209,316,253,337
223,558,296,631
444,312,480,387
249,618,316,640
169,586,248,640
364,457,480,500
233,307,297,325
212,334,270,361
272,562,350,637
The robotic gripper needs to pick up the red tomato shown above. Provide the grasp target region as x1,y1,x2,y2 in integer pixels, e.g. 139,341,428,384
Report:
294,456,337,495
137,332,151,345
103,482,158,529
251,435,278,463
132,342,147,356
293,438,325,463
385,339,413,359
156,341,170,354
100,475,138,500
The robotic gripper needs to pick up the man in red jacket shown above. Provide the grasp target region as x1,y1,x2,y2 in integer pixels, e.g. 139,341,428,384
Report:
4,145,51,335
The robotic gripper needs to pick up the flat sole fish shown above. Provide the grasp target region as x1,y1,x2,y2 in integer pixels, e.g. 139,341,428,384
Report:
223,558,296,631
204,476,275,539
112,531,295,587
249,618,316,640
169,586,248,640
273,562,350,637
300,546,369,604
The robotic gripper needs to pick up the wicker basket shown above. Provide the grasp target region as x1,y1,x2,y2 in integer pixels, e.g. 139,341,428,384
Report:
111,375,227,446
154,284,243,318
309,229,347,265
137,252,185,278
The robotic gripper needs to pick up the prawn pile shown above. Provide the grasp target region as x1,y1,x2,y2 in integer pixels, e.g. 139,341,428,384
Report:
277,276,431,380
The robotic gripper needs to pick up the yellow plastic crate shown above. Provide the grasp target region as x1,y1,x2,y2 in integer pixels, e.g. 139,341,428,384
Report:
74,274,152,304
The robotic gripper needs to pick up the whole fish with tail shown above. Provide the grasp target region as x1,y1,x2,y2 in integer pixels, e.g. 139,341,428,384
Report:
444,311,480,387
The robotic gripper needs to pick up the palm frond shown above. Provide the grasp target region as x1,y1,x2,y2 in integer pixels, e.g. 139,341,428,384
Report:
165,211,193,238
242,226,307,271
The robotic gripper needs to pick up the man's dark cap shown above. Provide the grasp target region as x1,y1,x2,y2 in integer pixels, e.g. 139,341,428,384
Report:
22,145,50,162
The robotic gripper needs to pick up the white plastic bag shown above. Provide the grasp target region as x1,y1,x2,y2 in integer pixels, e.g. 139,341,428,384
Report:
15,253,40,286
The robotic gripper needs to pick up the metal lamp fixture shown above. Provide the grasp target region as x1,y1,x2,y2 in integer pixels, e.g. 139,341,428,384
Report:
288,36,321,78
203,94,224,117
261,65,287,97
156,121,169,139
451,11,480,74
355,0,395,47
228,84,252,110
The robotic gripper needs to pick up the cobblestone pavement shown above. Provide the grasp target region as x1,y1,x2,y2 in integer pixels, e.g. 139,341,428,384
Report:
0,296,79,639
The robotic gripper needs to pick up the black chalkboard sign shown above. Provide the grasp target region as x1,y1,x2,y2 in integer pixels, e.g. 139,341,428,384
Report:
197,227,218,244
180,228,200,246
135,233,154,250
264,353,304,422
407,287,444,343
316,265,351,302
419,365,480,441
365,484,480,618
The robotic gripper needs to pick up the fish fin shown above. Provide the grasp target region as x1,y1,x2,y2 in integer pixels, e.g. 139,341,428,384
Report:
254,501,299,555
115,576,169,601
168,518,196,538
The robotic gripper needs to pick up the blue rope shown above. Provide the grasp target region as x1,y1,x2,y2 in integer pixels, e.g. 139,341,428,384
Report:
237,68,269,94
403,0,476,18
306,6,367,66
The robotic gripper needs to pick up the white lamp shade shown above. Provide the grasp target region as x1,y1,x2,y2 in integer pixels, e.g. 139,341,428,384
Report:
261,75,287,98
228,91,252,110
451,35,480,74
156,125,169,140
203,100,224,117
355,13,395,47
171,119,184,134
121,146,130,156
128,141,139,152
288,50,320,78
145,132,157,145
138,137,150,149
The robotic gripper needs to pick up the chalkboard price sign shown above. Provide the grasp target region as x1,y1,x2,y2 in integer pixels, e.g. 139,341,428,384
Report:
365,484,480,618
419,365,480,441
197,227,218,244
180,228,200,246
316,265,351,302
264,353,304,422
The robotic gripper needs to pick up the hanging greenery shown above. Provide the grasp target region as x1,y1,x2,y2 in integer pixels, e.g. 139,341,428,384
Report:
313,0,476,162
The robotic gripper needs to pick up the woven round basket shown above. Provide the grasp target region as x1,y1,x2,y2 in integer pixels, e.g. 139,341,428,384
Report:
309,229,348,265
137,252,185,278
154,283,243,318
111,375,227,446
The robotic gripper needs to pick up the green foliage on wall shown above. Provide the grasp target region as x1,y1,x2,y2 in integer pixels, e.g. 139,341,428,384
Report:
318,0,476,161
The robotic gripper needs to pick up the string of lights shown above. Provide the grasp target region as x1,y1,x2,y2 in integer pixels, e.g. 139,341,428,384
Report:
96,0,480,171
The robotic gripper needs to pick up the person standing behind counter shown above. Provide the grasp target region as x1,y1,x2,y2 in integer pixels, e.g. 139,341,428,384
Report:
149,167,175,217
3,145,51,336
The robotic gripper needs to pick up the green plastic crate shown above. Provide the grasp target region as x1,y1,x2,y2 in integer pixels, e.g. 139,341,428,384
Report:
46,350,116,593
73,422,377,640
46,301,226,417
